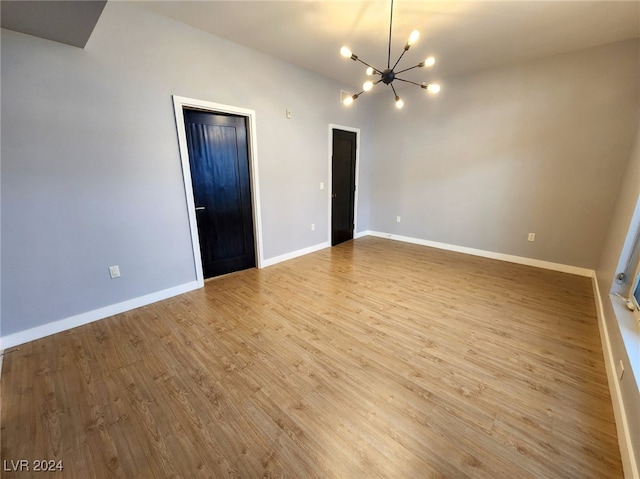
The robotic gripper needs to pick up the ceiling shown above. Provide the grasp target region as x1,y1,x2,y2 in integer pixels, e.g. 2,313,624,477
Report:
135,1,640,90
2,1,639,90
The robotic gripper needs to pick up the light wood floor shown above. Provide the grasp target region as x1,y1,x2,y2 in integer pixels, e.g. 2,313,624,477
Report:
1,237,623,478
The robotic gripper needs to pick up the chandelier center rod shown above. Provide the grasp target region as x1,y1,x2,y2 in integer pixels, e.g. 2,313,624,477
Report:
387,0,394,68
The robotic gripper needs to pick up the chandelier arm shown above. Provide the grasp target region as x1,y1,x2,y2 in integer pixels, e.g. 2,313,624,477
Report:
368,79,383,91
390,82,399,98
395,77,422,87
391,48,408,72
355,57,382,74
387,0,394,68
395,63,423,75
344,89,366,105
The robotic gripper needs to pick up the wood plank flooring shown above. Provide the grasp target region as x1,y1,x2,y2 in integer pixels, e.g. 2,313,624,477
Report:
1,237,623,478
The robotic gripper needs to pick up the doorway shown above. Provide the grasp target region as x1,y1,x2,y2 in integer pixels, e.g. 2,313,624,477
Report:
331,128,358,246
173,96,263,286
183,109,255,278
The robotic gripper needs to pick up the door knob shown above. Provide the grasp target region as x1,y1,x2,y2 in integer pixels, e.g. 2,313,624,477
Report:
195,206,206,211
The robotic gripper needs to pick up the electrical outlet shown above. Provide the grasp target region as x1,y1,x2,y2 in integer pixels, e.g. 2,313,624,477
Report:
617,360,624,380
311,223,315,231
286,109,292,119
528,233,536,242
396,216,401,223
108,265,121,279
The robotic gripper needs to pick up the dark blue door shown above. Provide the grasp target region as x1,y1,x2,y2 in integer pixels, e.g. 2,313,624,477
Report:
184,110,256,278
332,129,357,246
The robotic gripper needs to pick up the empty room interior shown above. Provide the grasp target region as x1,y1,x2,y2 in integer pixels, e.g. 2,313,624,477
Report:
1,1,639,477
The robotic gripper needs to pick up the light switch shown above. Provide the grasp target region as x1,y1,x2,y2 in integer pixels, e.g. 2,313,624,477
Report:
108,265,121,279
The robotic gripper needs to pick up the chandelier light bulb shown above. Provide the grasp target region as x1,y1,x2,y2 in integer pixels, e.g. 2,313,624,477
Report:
395,96,404,109
363,81,373,92
366,67,374,76
340,46,353,58
427,83,441,94
408,30,420,46
425,56,436,67
343,95,354,106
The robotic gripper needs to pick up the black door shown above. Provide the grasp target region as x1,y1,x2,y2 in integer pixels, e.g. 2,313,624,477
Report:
331,129,357,246
184,109,256,278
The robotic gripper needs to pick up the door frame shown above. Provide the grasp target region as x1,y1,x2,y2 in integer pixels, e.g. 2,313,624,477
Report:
328,124,361,246
172,95,263,287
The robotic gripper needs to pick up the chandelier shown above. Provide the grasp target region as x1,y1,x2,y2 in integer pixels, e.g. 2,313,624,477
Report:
340,0,440,109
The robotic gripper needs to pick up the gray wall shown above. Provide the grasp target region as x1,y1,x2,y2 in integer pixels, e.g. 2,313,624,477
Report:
596,123,640,472
369,39,639,269
1,2,372,337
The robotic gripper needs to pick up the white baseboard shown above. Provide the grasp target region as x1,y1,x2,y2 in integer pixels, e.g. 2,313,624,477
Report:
362,231,635,475
1,239,332,349
1,281,200,349
592,276,639,479
0,234,595,349
261,241,330,268
366,231,595,277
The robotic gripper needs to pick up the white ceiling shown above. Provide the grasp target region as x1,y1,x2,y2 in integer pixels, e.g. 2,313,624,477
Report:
136,1,640,91
2,1,638,91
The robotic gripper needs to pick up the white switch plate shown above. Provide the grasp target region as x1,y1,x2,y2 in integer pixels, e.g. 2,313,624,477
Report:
311,223,315,231
286,109,292,119
108,265,121,279
320,182,324,190
528,233,536,242
396,216,401,223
